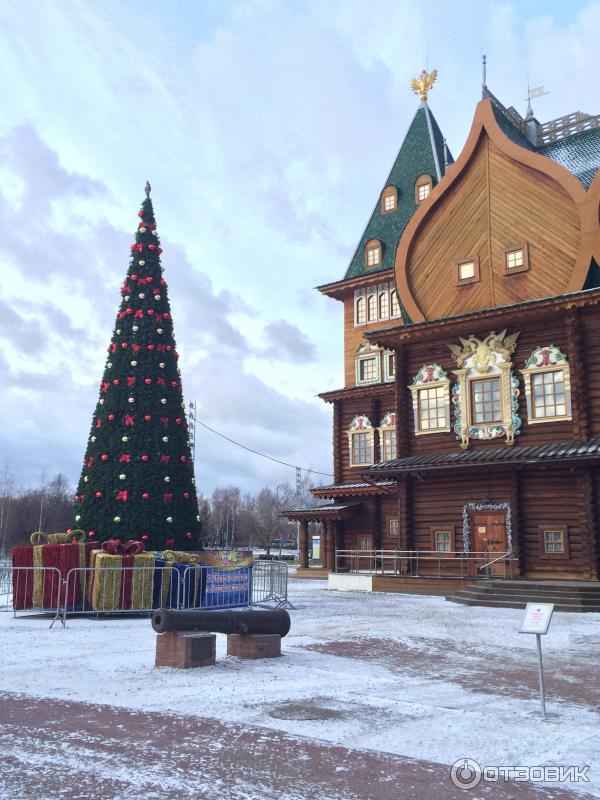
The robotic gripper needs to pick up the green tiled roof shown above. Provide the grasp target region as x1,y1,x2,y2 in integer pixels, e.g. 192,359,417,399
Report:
489,91,600,189
538,128,600,189
343,103,452,281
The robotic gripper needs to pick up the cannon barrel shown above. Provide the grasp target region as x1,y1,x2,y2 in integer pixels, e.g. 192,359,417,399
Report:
152,608,291,637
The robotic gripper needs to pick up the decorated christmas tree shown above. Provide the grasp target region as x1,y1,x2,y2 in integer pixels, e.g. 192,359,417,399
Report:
72,183,201,550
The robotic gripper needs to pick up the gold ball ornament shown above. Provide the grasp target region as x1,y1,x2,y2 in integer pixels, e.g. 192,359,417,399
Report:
164,476,171,482
138,293,145,299
128,397,135,404
139,260,145,265
132,325,139,332
161,398,167,404
84,476,89,482
124,296,130,302
157,328,163,334
121,436,128,442
154,295,161,301
119,473,126,480
99,399,104,405
91,436,96,442
75,515,81,521
131,360,138,367
114,516,121,523
159,362,165,368
162,436,168,442
166,516,173,523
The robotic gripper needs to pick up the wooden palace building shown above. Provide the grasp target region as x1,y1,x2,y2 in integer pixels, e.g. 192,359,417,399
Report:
286,71,600,587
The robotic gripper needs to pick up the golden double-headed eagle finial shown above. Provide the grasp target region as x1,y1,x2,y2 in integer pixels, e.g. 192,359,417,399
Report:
411,68,438,102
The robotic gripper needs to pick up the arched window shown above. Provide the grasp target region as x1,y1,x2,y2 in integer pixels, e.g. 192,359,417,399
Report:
390,289,401,318
356,296,366,325
365,239,382,268
367,293,377,322
415,174,433,203
379,290,389,319
381,186,398,214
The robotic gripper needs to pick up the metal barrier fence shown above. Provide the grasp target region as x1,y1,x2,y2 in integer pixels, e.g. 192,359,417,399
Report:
252,560,294,609
335,549,518,579
1,559,291,625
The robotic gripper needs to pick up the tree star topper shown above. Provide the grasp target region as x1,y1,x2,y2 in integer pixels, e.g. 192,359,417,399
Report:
411,68,438,102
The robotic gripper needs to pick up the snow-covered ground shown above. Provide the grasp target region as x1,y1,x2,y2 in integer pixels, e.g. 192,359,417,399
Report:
2,579,599,796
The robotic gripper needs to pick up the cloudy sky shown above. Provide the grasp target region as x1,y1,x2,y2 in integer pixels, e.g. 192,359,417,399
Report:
0,0,598,495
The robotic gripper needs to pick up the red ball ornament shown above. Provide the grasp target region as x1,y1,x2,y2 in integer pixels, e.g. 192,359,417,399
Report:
179,456,187,462
108,413,115,421
142,492,150,499
137,210,143,218
147,344,155,351
147,309,154,316
131,274,138,281
141,454,149,462
144,414,151,421
95,491,103,498
183,492,190,499
101,454,108,461
171,381,177,388
88,531,96,537
126,308,133,315
142,534,149,541
144,378,152,385
113,379,120,385
185,532,192,539
121,342,128,349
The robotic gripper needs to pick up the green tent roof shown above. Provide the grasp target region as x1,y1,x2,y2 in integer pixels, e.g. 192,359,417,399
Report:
343,103,452,281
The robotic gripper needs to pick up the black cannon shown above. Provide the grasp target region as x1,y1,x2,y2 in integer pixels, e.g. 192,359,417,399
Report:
151,607,291,637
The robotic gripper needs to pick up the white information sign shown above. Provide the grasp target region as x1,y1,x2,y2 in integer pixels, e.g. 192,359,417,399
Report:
520,602,554,635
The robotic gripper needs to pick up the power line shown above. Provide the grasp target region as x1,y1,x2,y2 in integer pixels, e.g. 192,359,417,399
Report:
192,417,334,478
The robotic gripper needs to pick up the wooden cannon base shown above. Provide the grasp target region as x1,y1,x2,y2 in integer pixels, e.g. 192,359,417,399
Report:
155,632,282,668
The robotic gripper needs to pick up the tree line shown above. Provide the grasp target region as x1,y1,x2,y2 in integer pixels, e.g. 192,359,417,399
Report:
0,470,324,557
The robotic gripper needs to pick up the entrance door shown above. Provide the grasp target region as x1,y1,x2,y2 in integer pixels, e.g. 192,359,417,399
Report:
471,511,507,576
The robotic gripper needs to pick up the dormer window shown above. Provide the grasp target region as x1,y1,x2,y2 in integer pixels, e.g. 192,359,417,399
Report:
504,243,529,275
365,239,382,268
381,186,398,213
456,256,480,286
415,175,433,203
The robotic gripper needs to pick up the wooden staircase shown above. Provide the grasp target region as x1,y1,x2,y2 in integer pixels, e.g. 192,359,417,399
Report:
446,579,600,613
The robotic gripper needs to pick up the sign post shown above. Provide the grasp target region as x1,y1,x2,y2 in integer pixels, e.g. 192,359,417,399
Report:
519,602,554,719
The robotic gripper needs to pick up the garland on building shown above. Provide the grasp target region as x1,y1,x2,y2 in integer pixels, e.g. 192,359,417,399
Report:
462,502,512,554
71,185,201,550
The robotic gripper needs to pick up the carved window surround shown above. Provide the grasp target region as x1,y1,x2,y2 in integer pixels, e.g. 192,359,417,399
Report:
520,345,572,424
347,415,374,467
449,331,521,448
378,412,396,461
408,364,451,435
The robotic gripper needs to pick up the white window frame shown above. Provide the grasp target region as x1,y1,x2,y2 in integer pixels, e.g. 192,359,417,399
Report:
356,352,381,385
390,288,401,318
348,415,375,467
408,365,451,436
383,350,395,383
520,346,572,424
354,289,366,326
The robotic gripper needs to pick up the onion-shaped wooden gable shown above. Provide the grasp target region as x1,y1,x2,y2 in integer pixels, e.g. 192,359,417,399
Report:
394,98,600,323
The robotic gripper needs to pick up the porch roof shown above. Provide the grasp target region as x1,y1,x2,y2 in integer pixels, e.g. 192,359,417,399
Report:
311,480,397,498
282,502,362,522
362,438,600,477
